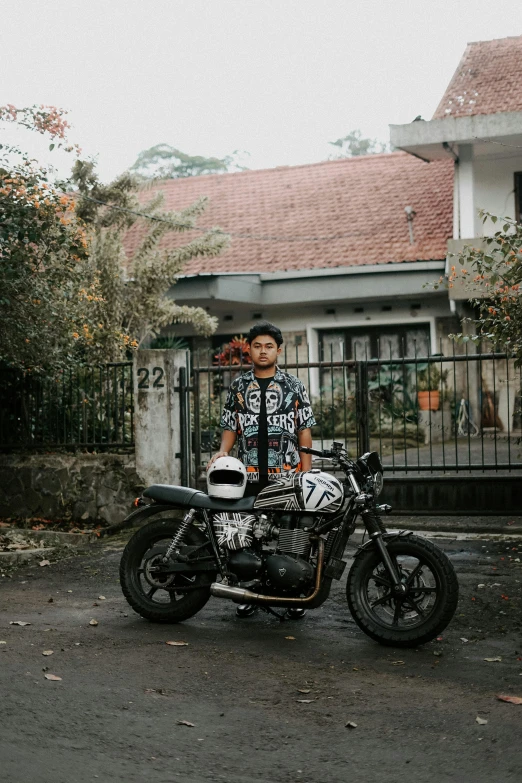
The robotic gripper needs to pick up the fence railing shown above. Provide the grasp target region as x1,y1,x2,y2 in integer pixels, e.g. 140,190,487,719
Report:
191,345,522,475
0,363,134,451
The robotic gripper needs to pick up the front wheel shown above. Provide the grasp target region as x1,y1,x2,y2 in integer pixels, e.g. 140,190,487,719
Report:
120,516,216,623
346,535,458,647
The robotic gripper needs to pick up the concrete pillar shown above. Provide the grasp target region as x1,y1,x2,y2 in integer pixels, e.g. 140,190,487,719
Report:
134,349,188,487
457,144,475,239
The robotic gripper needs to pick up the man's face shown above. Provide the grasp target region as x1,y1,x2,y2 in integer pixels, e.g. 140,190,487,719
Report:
249,334,282,372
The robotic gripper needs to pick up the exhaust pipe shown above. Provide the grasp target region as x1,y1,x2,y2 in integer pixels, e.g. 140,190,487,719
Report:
210,539,325,607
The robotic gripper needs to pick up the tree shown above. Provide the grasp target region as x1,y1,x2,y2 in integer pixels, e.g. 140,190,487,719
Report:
329,129,388,158
443,211,522,365
0,104,111,375
70,160,229,359
129,143,247,180
0,105,229,374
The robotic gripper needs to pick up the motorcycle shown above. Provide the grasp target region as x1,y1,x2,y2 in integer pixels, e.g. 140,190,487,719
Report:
119,442,459,647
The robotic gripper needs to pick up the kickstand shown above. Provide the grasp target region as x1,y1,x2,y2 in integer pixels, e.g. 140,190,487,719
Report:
262,606,287,620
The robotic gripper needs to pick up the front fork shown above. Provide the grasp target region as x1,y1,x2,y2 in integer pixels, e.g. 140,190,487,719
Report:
360,503,407,596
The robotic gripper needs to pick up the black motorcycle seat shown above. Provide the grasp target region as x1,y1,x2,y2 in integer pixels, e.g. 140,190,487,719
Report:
143,484,256,511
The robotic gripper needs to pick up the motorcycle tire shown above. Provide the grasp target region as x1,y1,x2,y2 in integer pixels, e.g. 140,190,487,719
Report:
120,516,216,623
346,535,458,647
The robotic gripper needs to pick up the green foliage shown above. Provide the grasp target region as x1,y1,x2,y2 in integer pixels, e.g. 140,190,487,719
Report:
0,104,105,375
129,143,248,180
149,335,190,351
448,211,522,365
199,395,224,431
329,129,388,158
70,160,230,359
415,364,448,392
311,390,356,438
0,105,229,375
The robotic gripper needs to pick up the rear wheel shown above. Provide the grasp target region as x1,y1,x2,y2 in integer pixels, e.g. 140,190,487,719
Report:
120,516,216,623
346,535,458,647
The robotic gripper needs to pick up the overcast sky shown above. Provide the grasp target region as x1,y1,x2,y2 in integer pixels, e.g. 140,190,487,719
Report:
2,0,521,182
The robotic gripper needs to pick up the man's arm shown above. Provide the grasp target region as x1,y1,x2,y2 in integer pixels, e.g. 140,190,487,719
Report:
298,428,313,472
207,430,237,469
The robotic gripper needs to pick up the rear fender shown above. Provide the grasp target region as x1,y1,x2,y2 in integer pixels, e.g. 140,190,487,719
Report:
98,503,184,537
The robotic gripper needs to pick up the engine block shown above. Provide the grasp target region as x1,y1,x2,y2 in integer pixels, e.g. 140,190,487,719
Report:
213,512,256,551
277,528,311,557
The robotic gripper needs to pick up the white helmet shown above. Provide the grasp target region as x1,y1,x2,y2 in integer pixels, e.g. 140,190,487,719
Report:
207,456,247,499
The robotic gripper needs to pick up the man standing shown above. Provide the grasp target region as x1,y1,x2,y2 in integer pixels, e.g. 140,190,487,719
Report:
208,321,316,618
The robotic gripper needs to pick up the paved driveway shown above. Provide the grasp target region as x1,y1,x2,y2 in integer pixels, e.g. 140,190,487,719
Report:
1,532,522,783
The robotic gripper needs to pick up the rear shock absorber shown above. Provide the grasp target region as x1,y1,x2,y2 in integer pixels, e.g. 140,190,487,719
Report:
164,508,196,560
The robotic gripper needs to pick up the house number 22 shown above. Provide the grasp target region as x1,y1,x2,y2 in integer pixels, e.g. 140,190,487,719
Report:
137,367,165,389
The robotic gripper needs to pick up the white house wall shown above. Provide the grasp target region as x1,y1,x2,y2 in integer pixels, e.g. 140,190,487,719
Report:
473,153,522,235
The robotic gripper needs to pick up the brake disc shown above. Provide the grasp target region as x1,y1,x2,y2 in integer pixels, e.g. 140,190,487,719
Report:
142,546,177,589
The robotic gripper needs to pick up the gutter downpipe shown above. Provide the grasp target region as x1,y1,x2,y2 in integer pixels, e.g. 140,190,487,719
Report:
443,142,460,314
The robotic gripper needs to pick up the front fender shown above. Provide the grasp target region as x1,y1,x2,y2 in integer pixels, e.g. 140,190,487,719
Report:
353,530,413,557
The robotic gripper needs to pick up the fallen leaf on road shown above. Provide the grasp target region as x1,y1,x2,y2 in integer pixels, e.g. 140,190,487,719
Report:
475,716,488,725
460,638,469,643
42,650,53,656
89,619,98,626
10,621,30,626
166,641,188,646
285,636,296,640
39,560,50,567
296,699,314,703
497,694,522,705
345,722,358,729
44,673,62,681
484,657,502,662
297,689,311,694
176,720,194,727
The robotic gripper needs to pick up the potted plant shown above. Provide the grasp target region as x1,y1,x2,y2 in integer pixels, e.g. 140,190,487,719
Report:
416,364,447,411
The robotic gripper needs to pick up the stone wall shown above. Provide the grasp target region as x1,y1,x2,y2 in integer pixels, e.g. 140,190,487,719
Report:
0,454,144,526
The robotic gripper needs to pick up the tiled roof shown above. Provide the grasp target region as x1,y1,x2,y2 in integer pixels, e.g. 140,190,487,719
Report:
123,152,453,274
433,35,522,119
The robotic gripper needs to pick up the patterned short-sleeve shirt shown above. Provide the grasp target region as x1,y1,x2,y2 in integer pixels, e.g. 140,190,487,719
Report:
220,367,316,483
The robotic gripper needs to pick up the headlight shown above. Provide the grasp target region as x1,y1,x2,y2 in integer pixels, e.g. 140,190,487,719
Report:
373,471,384,497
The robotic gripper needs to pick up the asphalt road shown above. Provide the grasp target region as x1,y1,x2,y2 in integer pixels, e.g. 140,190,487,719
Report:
1,531,522,783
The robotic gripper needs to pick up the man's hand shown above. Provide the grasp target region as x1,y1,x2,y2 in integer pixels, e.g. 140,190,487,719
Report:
206,450,228,470
207,431,237,471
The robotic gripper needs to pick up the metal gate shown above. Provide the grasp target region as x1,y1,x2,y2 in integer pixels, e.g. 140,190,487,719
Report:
189,347,522,514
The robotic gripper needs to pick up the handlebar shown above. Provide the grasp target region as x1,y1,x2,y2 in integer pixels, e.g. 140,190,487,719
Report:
299,446,335,458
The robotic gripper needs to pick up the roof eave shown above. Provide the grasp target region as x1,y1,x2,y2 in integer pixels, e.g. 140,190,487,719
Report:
390,111,522,161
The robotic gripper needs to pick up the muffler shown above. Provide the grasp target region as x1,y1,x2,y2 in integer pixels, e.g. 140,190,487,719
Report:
210,539,324,607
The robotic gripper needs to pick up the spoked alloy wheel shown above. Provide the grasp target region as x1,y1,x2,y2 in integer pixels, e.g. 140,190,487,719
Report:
120,516,216,623
347,535,458,647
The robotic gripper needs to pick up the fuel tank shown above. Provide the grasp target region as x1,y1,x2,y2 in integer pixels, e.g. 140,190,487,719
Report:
253,470,344,513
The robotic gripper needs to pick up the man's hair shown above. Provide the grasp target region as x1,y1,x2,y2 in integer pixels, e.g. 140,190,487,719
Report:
246,321,283,347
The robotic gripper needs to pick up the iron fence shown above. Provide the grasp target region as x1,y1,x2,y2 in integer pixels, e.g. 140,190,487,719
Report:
0,362,134,451
191,344,522,476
